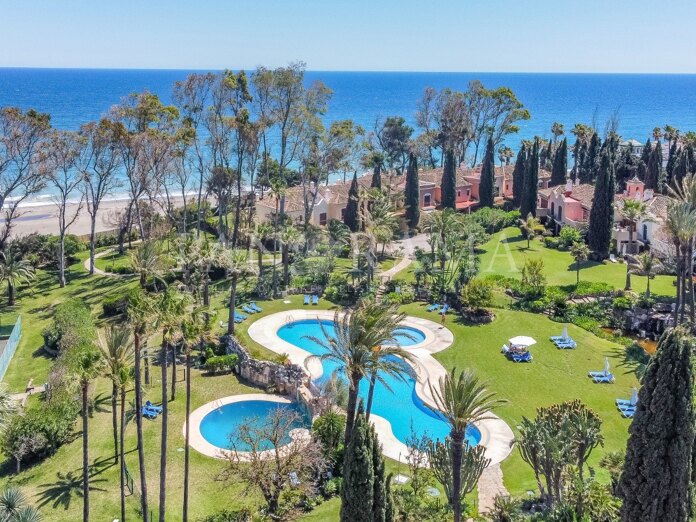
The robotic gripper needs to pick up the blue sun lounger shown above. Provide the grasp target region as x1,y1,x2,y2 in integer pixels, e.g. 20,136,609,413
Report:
591,373,615,383
312,295,319,305
440,304,450,314
511,351,532,363
250,302,262,313
234,312,246,323
426,303,441,312
145,401,162,414
621,408,636,418
555,340,576,349
142,406,158,419
303,294,310,305
616,398,636,408
242,304,256,314
588,369,610,378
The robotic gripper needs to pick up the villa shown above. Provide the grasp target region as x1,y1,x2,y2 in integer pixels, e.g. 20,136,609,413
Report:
538,177,672,256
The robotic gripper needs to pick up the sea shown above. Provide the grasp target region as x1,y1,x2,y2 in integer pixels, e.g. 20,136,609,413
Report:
2,68,696,200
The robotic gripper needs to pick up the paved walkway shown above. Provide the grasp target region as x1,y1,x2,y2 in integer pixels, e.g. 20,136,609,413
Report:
478,463,509,515
380,256,411,279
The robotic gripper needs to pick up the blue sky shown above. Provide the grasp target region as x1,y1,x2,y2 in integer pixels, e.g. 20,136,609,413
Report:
3,0,696,72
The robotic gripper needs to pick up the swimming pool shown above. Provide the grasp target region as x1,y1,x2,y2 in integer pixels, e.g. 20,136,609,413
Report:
276,319,481,446
199,399,310,451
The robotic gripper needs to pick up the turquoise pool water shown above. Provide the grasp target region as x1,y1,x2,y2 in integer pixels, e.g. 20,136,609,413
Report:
277,319,481,446
199,400,309,451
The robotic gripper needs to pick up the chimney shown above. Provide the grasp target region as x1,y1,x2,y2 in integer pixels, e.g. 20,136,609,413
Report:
644,189,653,201
564,179,573,195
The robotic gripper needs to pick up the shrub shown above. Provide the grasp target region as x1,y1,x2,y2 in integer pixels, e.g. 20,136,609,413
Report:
198,508,253,522
558,226,583,248
461,278,493,312
205,354,239,374
382,286,415,305
42,300,96,352
323,276,353,304
571,280,613,297
544,236,561,249
312,411,346,463
9,233,85,268
521,258,546,298
102,294,130,317
612,296,634,311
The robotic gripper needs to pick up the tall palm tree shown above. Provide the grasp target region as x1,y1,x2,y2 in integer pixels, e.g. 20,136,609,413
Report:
0,487,41,522
362,191,399,258
669,173,696,323
0,250,35,306
616,199,650,255
665,201,696,324
252,221,273,276
279,223,303,288
306,300,411,444
269,176,287,297
224,249,257,335
192,239,225,310
131,240,165,289
67,342,104,522
427,369,505,522
152,288,189,522
520,213,544,249
422,208,462,269
626,253,663,298
126,288,154,522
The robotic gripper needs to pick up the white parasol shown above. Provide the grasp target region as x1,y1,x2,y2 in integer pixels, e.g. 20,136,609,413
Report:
630,387,639,406
562,324,568,340
509,336,537,348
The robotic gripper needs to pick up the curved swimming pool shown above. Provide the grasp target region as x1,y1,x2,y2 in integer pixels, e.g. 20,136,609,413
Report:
277,319,481,446
199,399,310,451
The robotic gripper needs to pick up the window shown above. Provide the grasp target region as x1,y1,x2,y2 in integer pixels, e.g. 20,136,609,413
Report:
550,202,555,215
642,223,648,241
466,188,471,196
341,208,346,219
457,190,461,198
424,193,431,206
319,212,327,226
557,206,563,221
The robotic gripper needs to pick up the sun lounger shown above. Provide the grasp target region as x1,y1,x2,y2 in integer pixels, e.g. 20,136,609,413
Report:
501,344,510,354
242,305,256,314
312,295,319,305
550,335,565,341
234,312,246,323
426,303,440,312
555,340,576,349
591,373,615,383
511,351,532,363
250,302,262,313
303,294,310,305
618,403,635,413
616,398,638,408
588,370,610,378
440,304,449,314
621,409,635,419
145,401,162,413
142,406,158,419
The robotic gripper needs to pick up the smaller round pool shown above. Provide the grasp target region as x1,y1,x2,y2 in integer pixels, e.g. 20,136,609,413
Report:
199,400,310,451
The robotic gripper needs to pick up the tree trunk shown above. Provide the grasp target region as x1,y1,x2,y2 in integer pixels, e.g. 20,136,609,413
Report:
159,340,169,522
111,382,118,463
120,386,127,522
59,232,66,288
365,372,377,421
183,349,191,522
227,276,238,336
625,267,631,291
451,432,465,522
144,347,150,386
134,332,149,522
257,246,263,276
343,375,361,445
283,245,289,287
170,343,176,402
82,382,90,522
89,213,97,275
576,263,580,284
7,283,14,307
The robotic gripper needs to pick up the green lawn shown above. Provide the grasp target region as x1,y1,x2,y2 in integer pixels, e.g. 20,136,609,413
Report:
94,250,134,273
401,303,639,494
479,228,676,296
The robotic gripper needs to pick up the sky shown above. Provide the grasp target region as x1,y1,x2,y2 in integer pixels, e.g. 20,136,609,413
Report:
3,0,696,73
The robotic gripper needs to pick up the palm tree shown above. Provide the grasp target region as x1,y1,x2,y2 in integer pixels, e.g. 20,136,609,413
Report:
427,369,505,522
306,300,411,444
669,173,696,323
126,288,154,522
551,122,565,143
131,240,165,289
269,176,287,297
152,288,189,522
520,213,544,249
98,325,133,522
0,487,41,522
616,199,650,255
66,342,104,522
192,239,225,309
422,208,462,269
626,253,663,298
279,223,303,288
0,250,35,306
252,221,273,276
665,201,696,324
356,300,416,420
362,191,399,258
224,249,257,335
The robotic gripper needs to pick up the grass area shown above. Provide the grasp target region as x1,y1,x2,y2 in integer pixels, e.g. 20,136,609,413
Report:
401,303,639,495
94,250,134,273
479,228,677,296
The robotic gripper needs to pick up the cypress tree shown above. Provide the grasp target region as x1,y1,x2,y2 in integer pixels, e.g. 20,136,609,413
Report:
441,149,457,210
640,138,652,168
520,139,539,218
666,140,678,185
573,139,587,182
673,148,690,185
371,153,383,190
550,137,568,186
512,143,527,208
478,136,495,208
645,140,663,191
344,171,360,232
404,153,420,229
581,132,601,183
687,143,696,175
587,150,615,259
385,473,395,522
371,425,387,522
341,405,374,522
618,327,695,522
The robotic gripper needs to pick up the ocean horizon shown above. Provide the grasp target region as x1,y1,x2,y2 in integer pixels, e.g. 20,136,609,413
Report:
2,68,696,199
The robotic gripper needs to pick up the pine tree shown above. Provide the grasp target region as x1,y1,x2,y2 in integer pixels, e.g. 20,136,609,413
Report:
512,143,527,208
371,425,387,522
478,136,495,208
344,171,360,232
341,404,374,521
404,153,420,229
441,149,457,210
618,327,695,522
520,139,539,218
587,150,615,259
550,137,568,186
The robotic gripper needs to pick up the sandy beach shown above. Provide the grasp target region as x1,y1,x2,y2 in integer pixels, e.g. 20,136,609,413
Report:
5,195,194,239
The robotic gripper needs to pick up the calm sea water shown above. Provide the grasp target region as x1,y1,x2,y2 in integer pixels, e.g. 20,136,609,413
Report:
2,68,696,196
